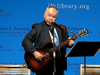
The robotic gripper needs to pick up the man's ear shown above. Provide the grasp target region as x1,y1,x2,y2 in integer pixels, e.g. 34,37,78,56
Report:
44,12,46,18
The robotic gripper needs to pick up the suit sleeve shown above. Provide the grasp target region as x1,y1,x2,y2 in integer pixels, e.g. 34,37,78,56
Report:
22,25,37,55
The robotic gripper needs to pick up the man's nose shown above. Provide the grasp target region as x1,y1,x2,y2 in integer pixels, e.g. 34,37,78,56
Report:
49,18,53,21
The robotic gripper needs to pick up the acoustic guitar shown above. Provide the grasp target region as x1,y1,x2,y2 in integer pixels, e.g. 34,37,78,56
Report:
24,29,88,74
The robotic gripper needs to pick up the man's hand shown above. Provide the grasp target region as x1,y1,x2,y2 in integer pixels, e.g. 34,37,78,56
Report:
68,37,75,46
33,51,43,61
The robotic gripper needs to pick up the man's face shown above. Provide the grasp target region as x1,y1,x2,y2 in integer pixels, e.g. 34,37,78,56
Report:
44,8,58,25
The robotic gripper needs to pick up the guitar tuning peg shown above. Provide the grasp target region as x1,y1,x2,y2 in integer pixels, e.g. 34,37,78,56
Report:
84,29,86,32
80,35,83,37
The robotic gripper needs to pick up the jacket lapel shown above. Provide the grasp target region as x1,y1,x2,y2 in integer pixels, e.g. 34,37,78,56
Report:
42,22,52,42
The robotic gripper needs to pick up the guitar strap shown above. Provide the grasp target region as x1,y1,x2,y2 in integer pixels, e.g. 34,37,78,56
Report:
56,24,76,35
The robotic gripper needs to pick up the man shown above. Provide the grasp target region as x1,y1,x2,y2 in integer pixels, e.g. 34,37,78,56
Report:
22,6,75,75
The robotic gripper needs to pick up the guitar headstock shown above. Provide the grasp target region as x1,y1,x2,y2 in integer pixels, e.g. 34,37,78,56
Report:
72,29,88,39
77,29,88,37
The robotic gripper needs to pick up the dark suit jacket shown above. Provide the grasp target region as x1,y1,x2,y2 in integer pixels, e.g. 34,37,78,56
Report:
22,21,70,70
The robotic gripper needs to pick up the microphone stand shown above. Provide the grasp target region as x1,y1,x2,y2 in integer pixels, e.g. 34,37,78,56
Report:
51,23,56,75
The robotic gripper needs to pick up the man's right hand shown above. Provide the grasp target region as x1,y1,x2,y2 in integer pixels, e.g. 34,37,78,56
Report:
33,51,43,61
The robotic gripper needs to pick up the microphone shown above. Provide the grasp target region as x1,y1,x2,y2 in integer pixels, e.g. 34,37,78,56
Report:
50,20,54,25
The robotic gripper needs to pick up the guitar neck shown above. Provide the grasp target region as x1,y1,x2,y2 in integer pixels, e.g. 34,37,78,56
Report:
50,39,70,52
50,35,78,52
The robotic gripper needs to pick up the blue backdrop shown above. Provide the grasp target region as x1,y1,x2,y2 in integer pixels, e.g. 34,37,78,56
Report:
0,0,100,75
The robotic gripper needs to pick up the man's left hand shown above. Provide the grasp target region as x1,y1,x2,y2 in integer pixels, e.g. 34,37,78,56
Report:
68,37,75,46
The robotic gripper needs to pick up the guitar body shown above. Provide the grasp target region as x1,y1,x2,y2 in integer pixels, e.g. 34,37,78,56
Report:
24,43,59,74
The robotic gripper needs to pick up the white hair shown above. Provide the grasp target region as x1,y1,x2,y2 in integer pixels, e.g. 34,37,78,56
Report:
45,6,58,14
